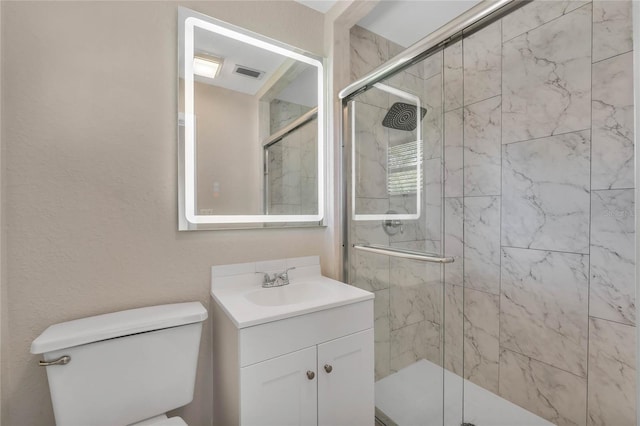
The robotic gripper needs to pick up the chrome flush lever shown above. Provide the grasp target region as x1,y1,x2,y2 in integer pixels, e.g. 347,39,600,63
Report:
39,355,71,366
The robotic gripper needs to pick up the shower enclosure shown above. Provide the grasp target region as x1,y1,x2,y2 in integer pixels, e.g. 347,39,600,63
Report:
263,109,318,216
341,0,637,425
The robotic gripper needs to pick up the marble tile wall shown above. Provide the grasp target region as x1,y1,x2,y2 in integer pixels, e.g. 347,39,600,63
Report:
350,3,636,423
350,26,445,380
267,118,317,215
269,99,312,134
441,1,637,425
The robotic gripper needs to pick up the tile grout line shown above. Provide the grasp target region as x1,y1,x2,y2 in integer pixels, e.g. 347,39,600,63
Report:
588,314,637,329
501,1,594,45
460,32,467,423
586,3,595,423
592,48,634,65
459,93,502,110
591,186,636,192
501,245,589,256
497,17,504,398
503,127,592,146
501,346,588,380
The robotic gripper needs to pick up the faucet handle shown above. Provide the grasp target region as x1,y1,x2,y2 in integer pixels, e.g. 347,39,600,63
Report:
277,267,296,285
255,271,275,284
279,266,296,279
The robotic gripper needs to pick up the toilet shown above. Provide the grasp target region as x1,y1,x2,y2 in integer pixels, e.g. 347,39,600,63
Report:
31,302,208,426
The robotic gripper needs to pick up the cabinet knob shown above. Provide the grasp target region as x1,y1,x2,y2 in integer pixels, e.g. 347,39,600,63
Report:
306,370,315,380
324,364,333,373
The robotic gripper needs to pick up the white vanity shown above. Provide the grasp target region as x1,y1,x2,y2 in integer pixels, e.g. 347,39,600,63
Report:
210,256,374,426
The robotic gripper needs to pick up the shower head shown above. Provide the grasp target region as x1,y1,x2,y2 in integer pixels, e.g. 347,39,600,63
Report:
382,102,427,132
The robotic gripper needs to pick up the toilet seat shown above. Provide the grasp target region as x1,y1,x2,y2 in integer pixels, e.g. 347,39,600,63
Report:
150,417,187,426
130,415,187,426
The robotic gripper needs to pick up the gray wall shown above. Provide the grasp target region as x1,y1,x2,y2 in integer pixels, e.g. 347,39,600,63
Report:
351,1,636,425
1,2,327,425
443,2,635,425
349,24,446,381
267,117,318,215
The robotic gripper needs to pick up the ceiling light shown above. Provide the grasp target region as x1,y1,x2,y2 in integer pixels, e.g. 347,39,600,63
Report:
193,55,222,79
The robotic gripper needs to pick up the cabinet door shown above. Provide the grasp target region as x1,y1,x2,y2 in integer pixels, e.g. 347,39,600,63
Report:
240,345,317,426
317,328,374,426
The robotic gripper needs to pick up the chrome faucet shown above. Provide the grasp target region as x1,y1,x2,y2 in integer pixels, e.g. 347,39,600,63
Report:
256,267,296,288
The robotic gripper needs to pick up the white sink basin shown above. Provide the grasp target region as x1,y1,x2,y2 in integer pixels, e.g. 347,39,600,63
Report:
244,282,331,307
211,261,373,328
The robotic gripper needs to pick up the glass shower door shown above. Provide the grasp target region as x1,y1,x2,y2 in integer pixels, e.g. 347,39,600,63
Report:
344,51,463,426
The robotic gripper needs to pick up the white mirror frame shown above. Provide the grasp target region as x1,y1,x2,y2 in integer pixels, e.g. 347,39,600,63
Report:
179,8,326,229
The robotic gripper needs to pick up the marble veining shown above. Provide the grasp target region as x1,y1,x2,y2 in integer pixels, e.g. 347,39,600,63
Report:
390,254,441,330
502,130,591,254
590,189,636,325
352,198,389,293
389,195,424,243
269,99,312,134
350,2,636,423
354,102,388,199
422,74,444,161
351,249,389,293
463,20,501,105
591,52,635,190
422,50,443,80
350,25,389,109
500,247,589,377
353,198,389,242
499,349,587,426
502,0,589,43
350,25,388,82
502,4,591,144
444,284,464,376
390,320,441,373
444,41,463,112
587,317,637,426
444,197,464,287
464,96,502,196
374,288,391,381
464,288,500,393
423,158,443,241
592,0,633,63
464,196,501,295
444,108,464,198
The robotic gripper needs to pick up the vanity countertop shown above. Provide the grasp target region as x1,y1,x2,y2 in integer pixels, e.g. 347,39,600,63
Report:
211,259,373,329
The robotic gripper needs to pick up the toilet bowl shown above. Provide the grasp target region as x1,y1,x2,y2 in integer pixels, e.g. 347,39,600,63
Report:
31,302,208,426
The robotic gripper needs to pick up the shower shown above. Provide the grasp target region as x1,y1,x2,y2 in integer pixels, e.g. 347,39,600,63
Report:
382,102,427,132
341,1,637,425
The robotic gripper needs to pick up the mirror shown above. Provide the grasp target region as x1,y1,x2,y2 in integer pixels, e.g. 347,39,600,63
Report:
178,7,325,230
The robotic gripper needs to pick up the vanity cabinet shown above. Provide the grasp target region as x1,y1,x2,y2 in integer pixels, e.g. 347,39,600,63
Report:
241,329,373,426
241,346,317,425
211,298,374,426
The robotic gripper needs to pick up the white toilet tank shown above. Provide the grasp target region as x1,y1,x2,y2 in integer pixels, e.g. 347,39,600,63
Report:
31,302,208,426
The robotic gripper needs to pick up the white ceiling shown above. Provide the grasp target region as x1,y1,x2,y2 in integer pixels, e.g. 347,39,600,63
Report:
194,27,288,96
295,0,338,14
358,1,481,47
295,0,482,48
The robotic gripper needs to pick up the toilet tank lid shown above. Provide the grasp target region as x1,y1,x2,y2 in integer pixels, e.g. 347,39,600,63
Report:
31,302,208,354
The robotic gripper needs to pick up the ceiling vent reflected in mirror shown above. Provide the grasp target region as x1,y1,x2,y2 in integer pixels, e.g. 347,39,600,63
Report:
233,65,265,80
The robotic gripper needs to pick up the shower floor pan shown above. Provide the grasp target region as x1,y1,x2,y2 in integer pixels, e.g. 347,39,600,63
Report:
375,359,554,426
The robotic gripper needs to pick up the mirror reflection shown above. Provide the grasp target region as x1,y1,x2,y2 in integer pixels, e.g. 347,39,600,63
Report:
178,8,324,229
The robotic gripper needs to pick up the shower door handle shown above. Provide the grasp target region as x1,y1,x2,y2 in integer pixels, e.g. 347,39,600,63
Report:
353,244,455,264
